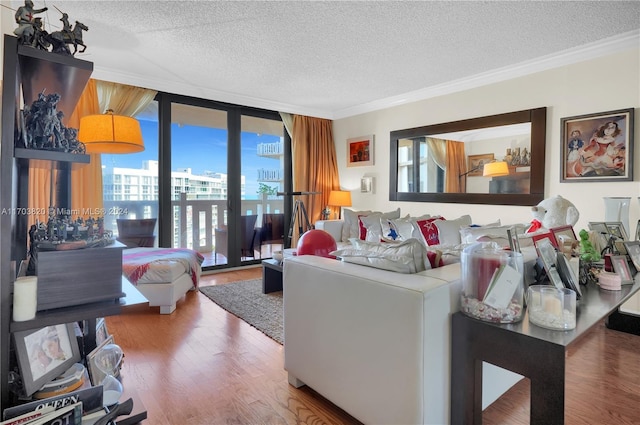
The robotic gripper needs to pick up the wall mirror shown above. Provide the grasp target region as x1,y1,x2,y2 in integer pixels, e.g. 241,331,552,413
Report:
389,107,546,206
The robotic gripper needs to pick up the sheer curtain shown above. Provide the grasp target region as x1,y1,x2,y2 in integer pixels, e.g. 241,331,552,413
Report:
291,115,340,242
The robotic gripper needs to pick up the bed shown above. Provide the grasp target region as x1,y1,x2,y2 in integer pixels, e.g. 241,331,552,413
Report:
122,248,204,314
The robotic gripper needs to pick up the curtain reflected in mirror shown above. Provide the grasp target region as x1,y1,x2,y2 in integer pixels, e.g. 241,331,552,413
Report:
389,108,546,206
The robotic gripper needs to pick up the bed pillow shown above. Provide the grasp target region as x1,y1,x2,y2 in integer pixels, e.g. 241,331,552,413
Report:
332,238,429,273
433,215,472,246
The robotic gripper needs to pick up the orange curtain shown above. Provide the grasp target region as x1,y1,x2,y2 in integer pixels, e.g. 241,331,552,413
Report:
67,79,102,219
27,79,101,226
291,115,340,239
445,140,466,193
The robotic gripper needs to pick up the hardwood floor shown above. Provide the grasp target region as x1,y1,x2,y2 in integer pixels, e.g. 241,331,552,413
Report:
107,269,640,424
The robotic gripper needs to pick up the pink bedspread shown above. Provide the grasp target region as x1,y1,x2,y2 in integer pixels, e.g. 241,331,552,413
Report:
123,248,204,287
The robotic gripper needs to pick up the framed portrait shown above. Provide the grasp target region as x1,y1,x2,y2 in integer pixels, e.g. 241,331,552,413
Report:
560,108,634,182
13,323,81,396
623,241,640,272
347,135,374,167
550,225,577,247
466,154,494,177
535,237,564,290
611,255,634,284
605,221,628,241
532,231,558,249
96,317,109,346
87,335,117,386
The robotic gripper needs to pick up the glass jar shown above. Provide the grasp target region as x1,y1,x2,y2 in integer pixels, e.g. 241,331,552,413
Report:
460,244,524,323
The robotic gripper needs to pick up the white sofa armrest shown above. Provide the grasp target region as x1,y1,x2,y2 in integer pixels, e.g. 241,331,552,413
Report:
314,220,343,243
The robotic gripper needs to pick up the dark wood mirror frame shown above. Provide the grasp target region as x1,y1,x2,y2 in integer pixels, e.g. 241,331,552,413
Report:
389,107,547,206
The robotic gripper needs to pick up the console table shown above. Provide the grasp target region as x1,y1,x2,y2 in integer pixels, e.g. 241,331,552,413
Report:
451,279,640,424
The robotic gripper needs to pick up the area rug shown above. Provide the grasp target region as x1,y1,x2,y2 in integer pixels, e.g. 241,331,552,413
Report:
199,279,283,344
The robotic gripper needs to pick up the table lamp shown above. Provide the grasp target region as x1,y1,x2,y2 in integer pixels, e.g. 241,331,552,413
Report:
327,190,352,219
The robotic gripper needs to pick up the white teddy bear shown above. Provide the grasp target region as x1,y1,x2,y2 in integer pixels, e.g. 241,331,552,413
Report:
527,195,580,232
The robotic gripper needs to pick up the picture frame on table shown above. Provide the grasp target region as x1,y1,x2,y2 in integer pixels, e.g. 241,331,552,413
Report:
560,108,634,183
87,335,116,386
13,323,81,397
623,241,640,273
535,237,564,290
611,255,634,284
605,221,628,241
532,231,558,249
347,135,374,167
466,153,494,177
95,318,109,346
550,225,577,248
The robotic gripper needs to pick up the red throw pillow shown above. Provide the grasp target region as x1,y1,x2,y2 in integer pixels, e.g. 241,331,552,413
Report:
416,217,445,246
427,251,444,268
358,215,368,240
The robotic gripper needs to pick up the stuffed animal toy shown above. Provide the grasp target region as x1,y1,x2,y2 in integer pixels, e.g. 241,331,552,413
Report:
527,195,579,233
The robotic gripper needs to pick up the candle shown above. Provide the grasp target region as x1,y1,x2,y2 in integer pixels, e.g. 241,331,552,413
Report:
13,276,37,321
543,293,562,317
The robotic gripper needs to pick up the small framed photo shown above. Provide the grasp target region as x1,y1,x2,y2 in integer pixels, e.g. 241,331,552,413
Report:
87,335,116,386
605,221,628,241
588,222,608,234
466,153,495,177
535,237,564,290
347,135,374,167
623,241,640,272
13,324,81,396
550,225,577,248
560,108,634,182
96,318,109,346
611,255,634,284
532,231,558,249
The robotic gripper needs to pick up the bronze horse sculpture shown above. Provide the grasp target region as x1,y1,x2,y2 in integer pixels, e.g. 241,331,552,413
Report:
48,21,88,56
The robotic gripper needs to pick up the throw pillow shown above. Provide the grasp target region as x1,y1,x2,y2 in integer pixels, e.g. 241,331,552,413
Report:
342,209,372,242
351,208,402,241
380,214,431,242
359,214,384,242
333,238,430,273
416,217,444,246
433,215,472,246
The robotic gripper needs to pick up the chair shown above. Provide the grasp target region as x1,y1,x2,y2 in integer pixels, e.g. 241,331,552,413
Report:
116,218,157,247
214,215,258,264
258,213,285,256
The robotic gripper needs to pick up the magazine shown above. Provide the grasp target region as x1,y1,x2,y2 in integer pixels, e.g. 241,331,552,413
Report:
3,387,102,421
0,406,55,425
27,402,81,425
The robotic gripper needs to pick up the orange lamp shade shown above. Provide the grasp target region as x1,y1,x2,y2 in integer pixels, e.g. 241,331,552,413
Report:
328,190,352,207
79,111,144,154
483,161,509,177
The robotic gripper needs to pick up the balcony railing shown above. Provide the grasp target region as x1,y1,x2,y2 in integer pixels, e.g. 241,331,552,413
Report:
257,168,283,182
104,193,284,255
257,141,284,156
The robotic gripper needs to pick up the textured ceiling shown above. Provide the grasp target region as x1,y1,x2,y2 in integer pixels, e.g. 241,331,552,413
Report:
10,1,640,119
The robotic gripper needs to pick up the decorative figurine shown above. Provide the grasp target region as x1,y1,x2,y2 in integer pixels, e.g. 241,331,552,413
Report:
19,90,85,153
12,2,88,56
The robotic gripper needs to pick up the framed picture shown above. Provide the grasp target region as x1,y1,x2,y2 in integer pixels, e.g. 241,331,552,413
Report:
532,231,558,249
466,153,494,177
96,317,109,346
560,108,634,182
87,335,116,386
535,237,564,290
605,221,628,241
623,241,640,272
347,135,374,167
588,221,608,234
636,220,640,241
13,323,81,396
611,255,634,284
550,225,577,248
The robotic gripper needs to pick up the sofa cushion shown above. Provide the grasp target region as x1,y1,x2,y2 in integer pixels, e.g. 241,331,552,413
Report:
331,238,429,273
342,208,401,242
434,215,472,246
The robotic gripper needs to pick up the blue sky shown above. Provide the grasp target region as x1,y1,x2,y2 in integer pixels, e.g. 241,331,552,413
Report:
102,120,282,198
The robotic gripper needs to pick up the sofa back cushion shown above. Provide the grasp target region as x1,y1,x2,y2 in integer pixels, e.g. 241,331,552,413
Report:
331,238,429,273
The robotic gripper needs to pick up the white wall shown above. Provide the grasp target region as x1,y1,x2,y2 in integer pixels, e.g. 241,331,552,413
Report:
333,47,640,233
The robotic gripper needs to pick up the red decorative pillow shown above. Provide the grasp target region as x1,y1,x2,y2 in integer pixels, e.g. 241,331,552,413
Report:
416,217,445,246
358,215,368,240
426,250,444,268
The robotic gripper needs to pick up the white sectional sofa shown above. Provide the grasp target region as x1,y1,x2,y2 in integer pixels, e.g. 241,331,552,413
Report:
283,255,523,425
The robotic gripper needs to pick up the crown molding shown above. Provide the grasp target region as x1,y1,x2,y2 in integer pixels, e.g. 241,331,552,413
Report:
330,30,640,120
